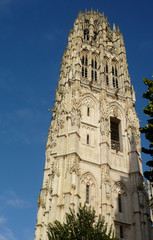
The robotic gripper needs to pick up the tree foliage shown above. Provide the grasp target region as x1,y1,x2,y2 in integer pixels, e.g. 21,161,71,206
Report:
140,78,153,182
47,204,116,240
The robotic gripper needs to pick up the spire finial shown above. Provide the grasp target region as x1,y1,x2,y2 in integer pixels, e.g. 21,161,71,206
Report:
113,23,116,31
117,25,120,32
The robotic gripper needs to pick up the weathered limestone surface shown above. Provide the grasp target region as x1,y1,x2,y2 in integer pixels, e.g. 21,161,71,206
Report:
35,10,152,240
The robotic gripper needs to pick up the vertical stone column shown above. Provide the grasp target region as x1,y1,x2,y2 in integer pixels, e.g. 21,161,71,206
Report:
133,192,142,240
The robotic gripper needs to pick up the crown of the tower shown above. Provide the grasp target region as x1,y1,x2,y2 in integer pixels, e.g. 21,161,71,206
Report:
58,10,135,102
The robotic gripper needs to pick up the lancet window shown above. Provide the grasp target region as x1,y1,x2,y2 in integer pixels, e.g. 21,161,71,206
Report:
104,59,109,86
112,62,119,88
86,184,90,204
120,225,124,239
84,19,89,41
91,55,98,81
87,134,89,145
84,29,89,40
118,193,122,212
110,117,120,151
81,52,88,78
81,172,96,207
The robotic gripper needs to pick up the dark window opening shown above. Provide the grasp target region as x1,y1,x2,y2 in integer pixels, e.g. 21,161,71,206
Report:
92,59,94,68
91,59,97,69
115,67,117,76
82,56,84,65
86,184,89,203
105,64,108,73
91,70,94,80
95,61,97,69
84,29,89,40
87,134,89,145
82,56,88,66
112,66,114,75
106,75,109,85
82,67,84,77
116,79,119,88
118,194,122,212
113,77,115,87
111,118,120,151
95,71,97,81
85,57,88,66
120,225,123,239
85,68,87,78
94,31,97,40
87,107,90,116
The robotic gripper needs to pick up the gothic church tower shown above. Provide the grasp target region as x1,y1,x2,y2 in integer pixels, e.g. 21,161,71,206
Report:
35,10,151,240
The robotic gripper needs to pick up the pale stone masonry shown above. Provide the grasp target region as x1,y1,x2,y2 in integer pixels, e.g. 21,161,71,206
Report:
35,10,152,240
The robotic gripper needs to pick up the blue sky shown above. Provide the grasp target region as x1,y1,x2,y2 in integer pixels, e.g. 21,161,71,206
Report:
0,0,152,239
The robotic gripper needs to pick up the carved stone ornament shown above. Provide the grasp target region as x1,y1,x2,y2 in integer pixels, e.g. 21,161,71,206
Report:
101,165,111,199
113,106,119,118
125,98,133,110
138,190,144,207
127,125,140,152
105,181,111,199
100,116,109,136
82,97,95,109
66,155,80,177
46,121,58,149
58,115,65,129
137,174,146,193
81,172,95,187
126,107,139,130
126,104,141,152
101,165,111,184
112,181,127,196
70,108,81,127
37,194,45,209
99,92,110,136
71,82,82,98
51,159,60,177
72,98,81,111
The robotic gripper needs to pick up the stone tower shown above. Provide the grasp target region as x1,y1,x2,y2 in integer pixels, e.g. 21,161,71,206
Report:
35,10,151,240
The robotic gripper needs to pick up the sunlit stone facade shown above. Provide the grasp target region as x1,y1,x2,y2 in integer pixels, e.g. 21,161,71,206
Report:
35,10,152,240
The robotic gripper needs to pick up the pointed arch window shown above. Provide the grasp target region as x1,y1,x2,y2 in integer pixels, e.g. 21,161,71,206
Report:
110,117,120,151
85,68,87,77
106,75,109,86
120,225,124,239
94,31,97,40
116,79,118,88
84,29,89,41
112,63,119,88
87,134,89,145
91,56,98,81
86,184,90,204
82,56,84,65
118,193,122,212
115,67,118,76
112,66,114,75
104,61,109,86
91,70,94,80
85,57,88,66
105,64,108,73
113,77,115,87
81,52,88,78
